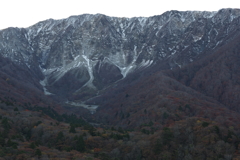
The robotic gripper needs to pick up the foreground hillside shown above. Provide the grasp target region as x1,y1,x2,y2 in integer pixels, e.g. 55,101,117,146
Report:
1,99,240,160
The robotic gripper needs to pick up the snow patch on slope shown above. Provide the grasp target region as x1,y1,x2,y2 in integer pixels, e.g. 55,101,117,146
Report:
66,101,98,114
39,79,54,95
193,35,203,42
82,54,96,89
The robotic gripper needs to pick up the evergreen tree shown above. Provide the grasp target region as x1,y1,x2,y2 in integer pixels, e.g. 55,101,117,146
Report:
0,133,5,147
57,131,64,141
29,142,36,149
35,149,42,158
76,136,85,152
69,125,76,133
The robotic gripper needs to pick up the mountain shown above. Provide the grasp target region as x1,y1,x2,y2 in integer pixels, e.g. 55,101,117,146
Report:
1,8,240,103
2,8,240,159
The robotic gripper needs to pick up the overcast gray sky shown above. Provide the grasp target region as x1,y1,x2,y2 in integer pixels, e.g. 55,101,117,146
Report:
0,0,240,30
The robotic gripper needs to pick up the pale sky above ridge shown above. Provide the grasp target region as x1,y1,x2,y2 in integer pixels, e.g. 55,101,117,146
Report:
0,0,240,30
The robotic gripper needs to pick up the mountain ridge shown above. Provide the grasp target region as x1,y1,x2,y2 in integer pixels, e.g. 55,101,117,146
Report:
1,8,240,104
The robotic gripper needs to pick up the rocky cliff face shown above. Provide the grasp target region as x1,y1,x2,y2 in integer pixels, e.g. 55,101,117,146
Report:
1,8,240,103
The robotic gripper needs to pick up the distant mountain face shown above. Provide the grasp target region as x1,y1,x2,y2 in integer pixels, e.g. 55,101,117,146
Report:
1,8,240,105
